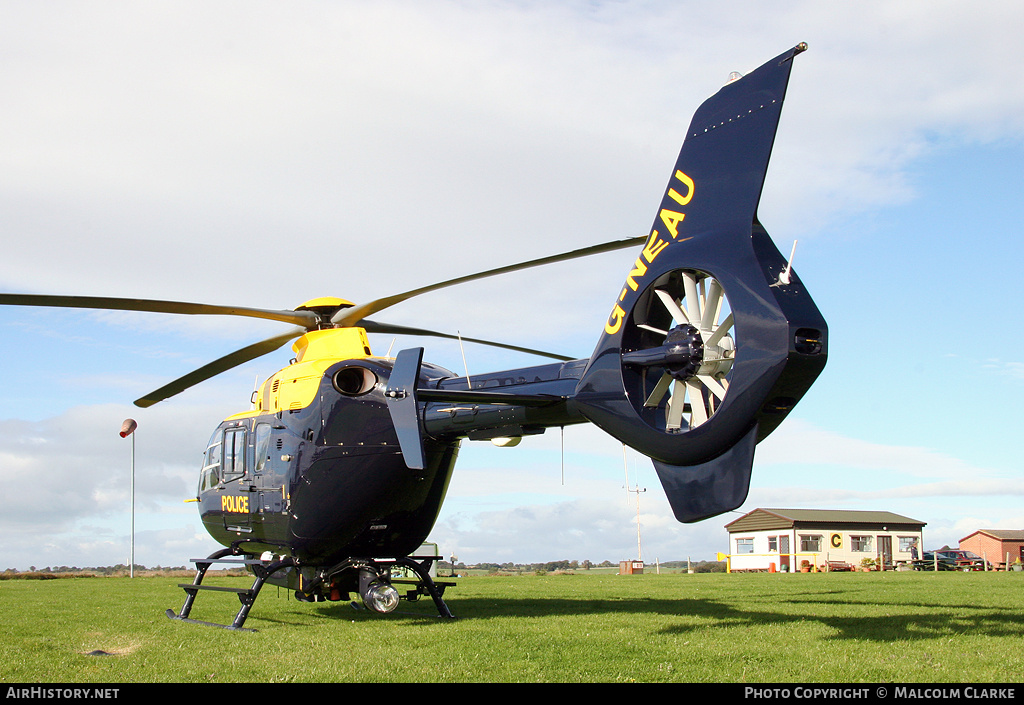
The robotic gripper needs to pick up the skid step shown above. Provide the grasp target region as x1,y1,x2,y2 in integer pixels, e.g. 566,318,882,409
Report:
189,557,266,565
164,609,256,632
167,551,294,631
177,583,254,595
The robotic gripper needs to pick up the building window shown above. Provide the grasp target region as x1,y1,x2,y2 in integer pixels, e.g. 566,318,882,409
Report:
851,535,873,552
736,538,754,554
800,534,822,552
898,536,917,552
768,536,778,552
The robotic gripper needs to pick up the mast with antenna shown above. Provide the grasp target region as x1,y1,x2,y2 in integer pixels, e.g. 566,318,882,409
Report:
622,445,646,561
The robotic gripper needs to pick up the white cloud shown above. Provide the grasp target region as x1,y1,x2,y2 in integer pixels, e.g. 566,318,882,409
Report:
755,418,1001,480
4,2,1024,569
0,402,228,532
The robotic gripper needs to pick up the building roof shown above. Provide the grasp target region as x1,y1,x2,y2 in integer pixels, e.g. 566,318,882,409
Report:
960,529,1024,542
725,508,926,533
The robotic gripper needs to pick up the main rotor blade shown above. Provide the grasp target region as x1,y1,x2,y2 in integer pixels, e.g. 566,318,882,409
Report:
332,236,647,327
0,293,319,328
360,320,573,361
133,326,306,408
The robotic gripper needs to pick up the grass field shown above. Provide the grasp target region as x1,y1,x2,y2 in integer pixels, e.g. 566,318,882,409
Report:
1,570,1022,683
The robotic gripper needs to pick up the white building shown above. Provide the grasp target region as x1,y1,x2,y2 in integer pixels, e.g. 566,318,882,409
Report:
724,508,926,572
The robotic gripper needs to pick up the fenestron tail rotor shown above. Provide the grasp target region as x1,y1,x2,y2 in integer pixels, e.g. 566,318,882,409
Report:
621,269,735,433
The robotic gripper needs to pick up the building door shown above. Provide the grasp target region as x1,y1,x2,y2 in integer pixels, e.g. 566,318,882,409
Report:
878,536,892,569
779,535,790,571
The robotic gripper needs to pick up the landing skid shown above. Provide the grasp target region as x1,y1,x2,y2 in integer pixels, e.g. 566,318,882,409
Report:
167,548,294,631
167,549,457,631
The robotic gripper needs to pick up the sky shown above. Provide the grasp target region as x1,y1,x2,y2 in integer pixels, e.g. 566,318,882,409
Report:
2,1,1023,571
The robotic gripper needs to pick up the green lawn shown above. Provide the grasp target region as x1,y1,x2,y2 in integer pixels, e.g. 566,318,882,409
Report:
1,571,1021,683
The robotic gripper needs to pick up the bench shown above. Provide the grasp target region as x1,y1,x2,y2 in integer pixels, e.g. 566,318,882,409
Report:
825,561,853,572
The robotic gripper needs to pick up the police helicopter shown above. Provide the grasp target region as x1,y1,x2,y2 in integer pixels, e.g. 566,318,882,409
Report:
0,44,826,629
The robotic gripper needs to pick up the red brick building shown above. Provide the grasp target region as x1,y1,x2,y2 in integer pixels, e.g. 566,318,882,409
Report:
959,530,1024,568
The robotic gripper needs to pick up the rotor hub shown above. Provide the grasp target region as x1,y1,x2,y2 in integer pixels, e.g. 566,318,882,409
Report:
295,297,355,330
662,324,704,381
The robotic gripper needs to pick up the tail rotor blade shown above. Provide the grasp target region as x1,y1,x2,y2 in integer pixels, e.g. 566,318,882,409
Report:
655,289,689,325
644,372,673,408
700,279,724,332
685,380,708,427
683,272,700,326
665,380,688,430
698,374,727,401
703,312,734,348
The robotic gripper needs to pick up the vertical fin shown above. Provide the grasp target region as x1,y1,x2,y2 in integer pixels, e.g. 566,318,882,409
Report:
573,43,823,469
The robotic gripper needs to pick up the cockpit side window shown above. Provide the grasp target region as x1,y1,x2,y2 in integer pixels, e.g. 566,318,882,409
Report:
198,430,223,494
222,428,246,482
254,423,272,474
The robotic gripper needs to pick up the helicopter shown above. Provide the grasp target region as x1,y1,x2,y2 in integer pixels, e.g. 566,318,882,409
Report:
0,44,826,629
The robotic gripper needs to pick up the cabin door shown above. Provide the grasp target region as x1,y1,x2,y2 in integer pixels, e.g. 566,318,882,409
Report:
252,423,286,515
221,427,253,533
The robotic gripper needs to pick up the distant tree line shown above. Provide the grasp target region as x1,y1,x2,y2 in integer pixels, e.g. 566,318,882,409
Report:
2,564,190,579
438,559,726,574
4,559,726,579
